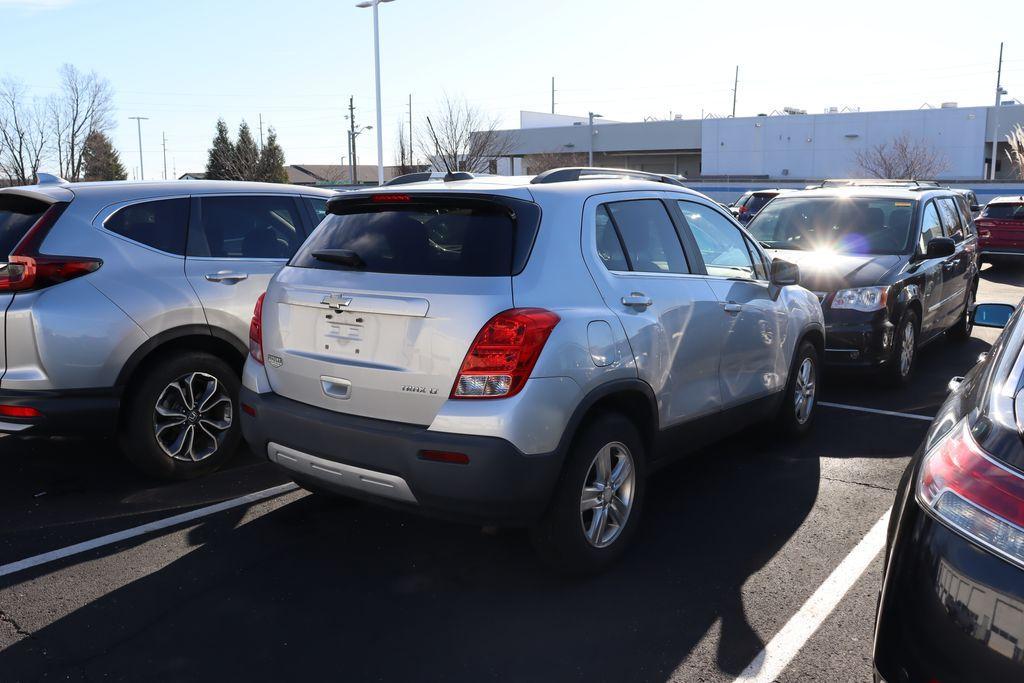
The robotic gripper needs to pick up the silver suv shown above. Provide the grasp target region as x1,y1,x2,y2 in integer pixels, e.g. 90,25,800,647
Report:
0,178,334,478
240,168,825,572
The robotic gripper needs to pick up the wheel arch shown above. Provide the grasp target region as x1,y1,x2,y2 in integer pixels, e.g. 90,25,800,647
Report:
115,325,247,390
555,379,659,465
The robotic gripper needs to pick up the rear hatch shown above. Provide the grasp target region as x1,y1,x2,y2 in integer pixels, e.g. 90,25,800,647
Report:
0,193,56,383
977,202,1024,249
261,191,541,426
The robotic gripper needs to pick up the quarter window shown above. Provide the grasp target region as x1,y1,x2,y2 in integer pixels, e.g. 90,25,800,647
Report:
677,201,757,279
600,200,689,274
190,196,303,259
920,201,944,253
105,198,189,255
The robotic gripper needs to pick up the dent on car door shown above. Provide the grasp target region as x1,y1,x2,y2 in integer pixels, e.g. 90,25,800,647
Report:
185,195,308,346
675,200,788,406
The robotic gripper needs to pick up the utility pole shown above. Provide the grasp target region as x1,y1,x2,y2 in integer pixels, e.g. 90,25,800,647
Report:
129,116,148,180
990,42,1006,180
731,66,739,118
161,132,168,180
551,76,556,114
408,93,413,166
588,112,602,166
349,96,357,184
258,113,264,150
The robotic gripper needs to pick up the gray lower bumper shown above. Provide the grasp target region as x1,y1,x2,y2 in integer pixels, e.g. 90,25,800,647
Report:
268,442,418,504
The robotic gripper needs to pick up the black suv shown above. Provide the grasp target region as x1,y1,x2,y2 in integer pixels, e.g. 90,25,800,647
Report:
746,183,979,383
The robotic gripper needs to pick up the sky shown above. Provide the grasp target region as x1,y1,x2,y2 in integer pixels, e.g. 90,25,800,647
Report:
2,0,1023,179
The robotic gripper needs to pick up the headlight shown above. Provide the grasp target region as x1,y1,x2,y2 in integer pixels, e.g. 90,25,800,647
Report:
831,286,889,312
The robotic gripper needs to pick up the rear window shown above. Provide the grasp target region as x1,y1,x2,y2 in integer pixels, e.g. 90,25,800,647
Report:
292,197,540,276
0,195,49,258
982,203,1024,220
744,193,777,214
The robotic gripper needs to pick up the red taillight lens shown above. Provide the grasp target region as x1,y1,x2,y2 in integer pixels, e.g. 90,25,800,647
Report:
918,419,1024,568
451,308,560,399
249,292,266,364
0,203,101,293
420,450,471,465
0,405,41,418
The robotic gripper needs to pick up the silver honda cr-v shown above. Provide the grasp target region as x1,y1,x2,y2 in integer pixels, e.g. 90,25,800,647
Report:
0,177,334,479
240,168,825,572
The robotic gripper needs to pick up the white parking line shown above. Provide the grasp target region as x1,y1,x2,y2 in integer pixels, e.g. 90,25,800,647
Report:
819,401,934,422
0,482,300,580
733,508,892,683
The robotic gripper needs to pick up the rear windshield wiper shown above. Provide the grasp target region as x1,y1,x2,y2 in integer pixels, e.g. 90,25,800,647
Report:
312,249,365,268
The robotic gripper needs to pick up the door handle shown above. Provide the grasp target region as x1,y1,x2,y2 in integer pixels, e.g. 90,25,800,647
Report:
205,271,249,283
621,292,653,310
723,302,743,313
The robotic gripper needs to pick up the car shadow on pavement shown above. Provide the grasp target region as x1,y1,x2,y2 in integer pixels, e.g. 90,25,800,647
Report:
0,431,821,682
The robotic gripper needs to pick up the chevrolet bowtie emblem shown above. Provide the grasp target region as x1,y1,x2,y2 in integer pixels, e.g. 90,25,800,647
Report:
323,294,353,310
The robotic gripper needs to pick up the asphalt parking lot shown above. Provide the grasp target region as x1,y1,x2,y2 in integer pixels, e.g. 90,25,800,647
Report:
1,263,1022,682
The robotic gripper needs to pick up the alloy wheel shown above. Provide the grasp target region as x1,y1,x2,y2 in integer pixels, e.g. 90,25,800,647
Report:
579,441,636,549
794,357,816,424
153,372,233,462
899,323,915,377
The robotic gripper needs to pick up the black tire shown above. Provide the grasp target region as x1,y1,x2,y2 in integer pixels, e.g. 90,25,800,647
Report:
119,351,241,480
777,340,819,437
949,286,975,342
883,309,919,387
530,412,646,575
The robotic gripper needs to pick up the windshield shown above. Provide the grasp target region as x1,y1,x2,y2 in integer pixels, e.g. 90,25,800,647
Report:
746,196,916,255
982,203,1024,220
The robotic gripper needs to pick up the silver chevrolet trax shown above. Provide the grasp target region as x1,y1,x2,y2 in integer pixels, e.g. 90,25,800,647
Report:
0,177,334,479
240,168,825,572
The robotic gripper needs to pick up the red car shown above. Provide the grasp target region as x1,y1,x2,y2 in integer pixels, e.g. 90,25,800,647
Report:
977,195,1024,262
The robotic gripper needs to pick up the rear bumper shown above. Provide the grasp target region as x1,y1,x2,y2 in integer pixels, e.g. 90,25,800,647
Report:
240,388,564,526
0,387,120,436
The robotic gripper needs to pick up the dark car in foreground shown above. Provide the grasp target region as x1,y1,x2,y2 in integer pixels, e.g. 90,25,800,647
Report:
874,301,1024,682
976,195,1024,263
746,185,979,383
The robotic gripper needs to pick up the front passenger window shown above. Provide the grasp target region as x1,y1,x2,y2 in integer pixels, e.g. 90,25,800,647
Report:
920,202,943,253
677,201,757,279
937,197,964,243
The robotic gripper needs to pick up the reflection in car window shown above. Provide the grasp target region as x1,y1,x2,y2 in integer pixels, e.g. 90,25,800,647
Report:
678,201,756,279
309,197,328,224
595,205,629,271
937,197,964,242
192,196,302,259
920,201,943,253
604,200,689,274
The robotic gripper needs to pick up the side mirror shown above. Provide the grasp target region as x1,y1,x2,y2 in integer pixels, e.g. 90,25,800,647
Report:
729,207,740,217
972,303,1015,329
970,204,981,213
925,237,955,258
770,259,800,287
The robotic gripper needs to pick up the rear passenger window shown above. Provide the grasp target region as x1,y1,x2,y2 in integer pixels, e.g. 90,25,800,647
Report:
677,201,758,279
602,200,688,274
920,202,943,253
105,198,188,255
937,197,964,242
595,206,629,271
191,196,303,259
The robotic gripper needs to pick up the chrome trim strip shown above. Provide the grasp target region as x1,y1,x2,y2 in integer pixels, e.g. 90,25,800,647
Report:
928,287,966,313
267,442,418,504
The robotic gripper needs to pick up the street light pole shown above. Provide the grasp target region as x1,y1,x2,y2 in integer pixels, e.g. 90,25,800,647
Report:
129,116,148,180
990,42,1006,180
356,0,394,186
588,112,602,166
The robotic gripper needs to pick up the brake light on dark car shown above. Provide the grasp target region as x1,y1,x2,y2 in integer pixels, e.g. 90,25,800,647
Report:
0,203,102,293
451,308,560,399
918,418,1024,568
249,293,266,364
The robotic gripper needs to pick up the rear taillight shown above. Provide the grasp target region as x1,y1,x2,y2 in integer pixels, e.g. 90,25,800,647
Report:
249,293,266,364
0,203,101,293
451,308,560,399
918,418,1024,568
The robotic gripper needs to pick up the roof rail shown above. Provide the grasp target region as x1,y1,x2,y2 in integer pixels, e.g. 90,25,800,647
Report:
383,170,479,186
812,178,940,189
531,167,687,187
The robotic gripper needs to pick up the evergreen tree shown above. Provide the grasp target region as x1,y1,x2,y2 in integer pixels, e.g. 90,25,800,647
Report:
256,128,288,183
234,121,261,180
80,130,127,181
205,119,235,180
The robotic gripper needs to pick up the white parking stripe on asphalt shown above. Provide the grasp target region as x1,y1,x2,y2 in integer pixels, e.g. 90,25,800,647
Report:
732,508,892,683
819,401,934,422
0,482,300,580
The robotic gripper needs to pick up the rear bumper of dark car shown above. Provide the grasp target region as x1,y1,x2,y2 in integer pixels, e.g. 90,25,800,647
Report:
874,492,1024,682
239,388,564,526
0,387,120,437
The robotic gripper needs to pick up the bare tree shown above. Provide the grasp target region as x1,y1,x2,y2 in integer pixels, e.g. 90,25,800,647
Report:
393,120,416,175
418,95,516,173
524,151,588,175
854,134,948,179
0,79,48,185
1006,124,1024,180
48,64,114,181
